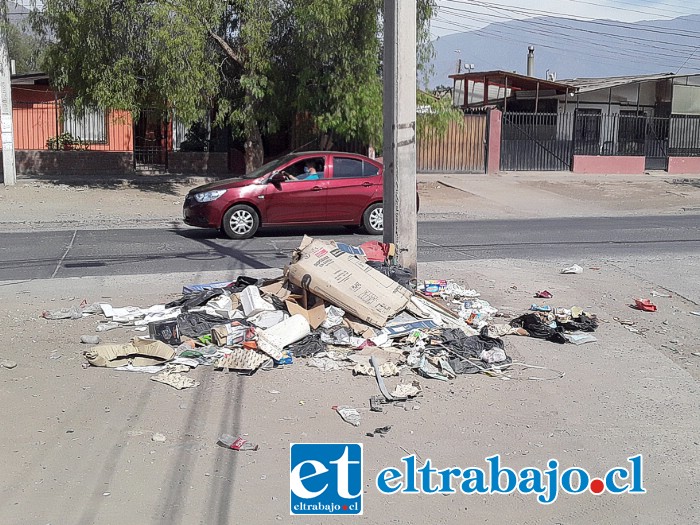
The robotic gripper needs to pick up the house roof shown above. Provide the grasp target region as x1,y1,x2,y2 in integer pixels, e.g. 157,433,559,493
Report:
11,72,50,85
560,73,678,93
449,70,573,94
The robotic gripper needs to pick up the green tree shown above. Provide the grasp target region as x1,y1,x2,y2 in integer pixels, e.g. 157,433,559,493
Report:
6,22,44,74
37,0,437,171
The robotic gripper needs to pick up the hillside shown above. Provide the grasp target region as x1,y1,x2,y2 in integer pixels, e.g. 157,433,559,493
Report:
429,13,700,87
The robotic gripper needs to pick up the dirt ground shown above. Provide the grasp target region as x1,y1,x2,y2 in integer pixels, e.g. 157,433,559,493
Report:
1,258,699,524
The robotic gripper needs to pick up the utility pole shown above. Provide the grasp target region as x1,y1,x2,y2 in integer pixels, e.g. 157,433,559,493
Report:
0,1,16,185
383,0,417,276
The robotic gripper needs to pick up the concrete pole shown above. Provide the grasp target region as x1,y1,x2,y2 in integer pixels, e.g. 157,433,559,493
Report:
383,0,417,277
0,2,17,185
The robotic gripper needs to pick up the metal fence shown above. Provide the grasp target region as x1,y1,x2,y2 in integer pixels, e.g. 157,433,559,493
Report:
12,100,133,151
501,111,700,171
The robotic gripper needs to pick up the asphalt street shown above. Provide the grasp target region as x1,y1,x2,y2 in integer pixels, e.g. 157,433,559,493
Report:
1,214,699,281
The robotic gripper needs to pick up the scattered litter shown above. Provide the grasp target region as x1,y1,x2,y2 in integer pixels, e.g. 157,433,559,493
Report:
334,405,361,427
148,320,181,345
563,333,598,345
151,368,199,389
80,335,101,345
369,395,386,412
96,322,120,332
55,236,604,417
1,359,17,369
152,433,167,443
561,264,583,274
530,304,552,312
650,290,671,298
634,299,657,312
391,381,422,399
690,312,700,317
353,361,400,377
366,425,392,438
217,434,259,451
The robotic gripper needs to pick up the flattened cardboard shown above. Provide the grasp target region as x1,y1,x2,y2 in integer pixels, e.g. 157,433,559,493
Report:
286,237,412,327
85,337,175,368
215,348,268,371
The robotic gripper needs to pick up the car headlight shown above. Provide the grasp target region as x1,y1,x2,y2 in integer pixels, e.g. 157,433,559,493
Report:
193,189,226,203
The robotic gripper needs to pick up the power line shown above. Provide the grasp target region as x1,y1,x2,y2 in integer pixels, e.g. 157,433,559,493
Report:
443,0,700,38
434,9,700,69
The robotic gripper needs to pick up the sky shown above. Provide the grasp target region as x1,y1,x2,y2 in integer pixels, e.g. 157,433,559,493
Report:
432,0,700,38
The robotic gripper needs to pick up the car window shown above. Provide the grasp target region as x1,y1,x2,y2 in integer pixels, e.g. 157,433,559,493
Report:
281,156,325,182
363,161,379,177
332,157,363,178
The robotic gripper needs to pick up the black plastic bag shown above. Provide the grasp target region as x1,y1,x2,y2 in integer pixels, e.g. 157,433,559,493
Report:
177,312,230,338
366,262,414,290
510,313,567,344
166,288,224,310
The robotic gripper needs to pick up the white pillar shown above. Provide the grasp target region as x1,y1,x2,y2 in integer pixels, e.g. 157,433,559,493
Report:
383,0,417,276
0,3,17,185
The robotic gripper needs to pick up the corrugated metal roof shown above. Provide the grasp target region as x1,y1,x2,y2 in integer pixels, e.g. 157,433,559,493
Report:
560,73,678,93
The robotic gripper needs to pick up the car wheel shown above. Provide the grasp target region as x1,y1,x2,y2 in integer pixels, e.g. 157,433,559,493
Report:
362,202,383,235
222,204,259,239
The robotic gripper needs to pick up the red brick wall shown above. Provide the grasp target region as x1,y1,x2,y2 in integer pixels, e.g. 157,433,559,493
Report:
11,151,135,176
168,152,229,174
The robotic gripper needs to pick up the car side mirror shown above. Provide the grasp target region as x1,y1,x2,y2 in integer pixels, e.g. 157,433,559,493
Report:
269,171,285,184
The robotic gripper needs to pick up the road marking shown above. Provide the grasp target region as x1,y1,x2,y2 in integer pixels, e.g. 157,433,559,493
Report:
51,230,77,279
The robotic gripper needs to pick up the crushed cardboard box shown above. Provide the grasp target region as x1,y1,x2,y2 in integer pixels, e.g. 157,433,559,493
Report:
286,237,412,327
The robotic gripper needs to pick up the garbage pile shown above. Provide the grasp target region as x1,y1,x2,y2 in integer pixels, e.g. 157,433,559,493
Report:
43,236,599,402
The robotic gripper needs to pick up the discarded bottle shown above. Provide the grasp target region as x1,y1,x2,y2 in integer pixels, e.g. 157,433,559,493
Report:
217,434,259,451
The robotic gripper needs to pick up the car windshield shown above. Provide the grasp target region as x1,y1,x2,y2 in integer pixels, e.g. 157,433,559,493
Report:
242,155,294,179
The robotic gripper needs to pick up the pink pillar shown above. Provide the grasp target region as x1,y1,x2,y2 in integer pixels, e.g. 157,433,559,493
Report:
487,109,502,174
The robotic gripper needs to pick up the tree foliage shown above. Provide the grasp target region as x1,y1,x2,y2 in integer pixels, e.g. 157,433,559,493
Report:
37,0,439,169
5,17,44,74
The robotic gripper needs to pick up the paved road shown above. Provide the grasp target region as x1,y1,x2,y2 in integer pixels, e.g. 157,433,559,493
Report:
1,215,699,281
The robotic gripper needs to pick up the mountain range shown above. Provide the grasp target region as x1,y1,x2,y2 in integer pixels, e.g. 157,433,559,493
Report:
428,13,700,87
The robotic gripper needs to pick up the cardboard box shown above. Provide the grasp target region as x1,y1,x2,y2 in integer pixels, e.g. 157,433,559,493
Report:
211,322,247,346
240,286,276,316
284,290,326,330
286,237,412,327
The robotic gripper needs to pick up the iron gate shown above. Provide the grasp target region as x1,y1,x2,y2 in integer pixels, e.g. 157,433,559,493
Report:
133,109,168,171
500,112,573,171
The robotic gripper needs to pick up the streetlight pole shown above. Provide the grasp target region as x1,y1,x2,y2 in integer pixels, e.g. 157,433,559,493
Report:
383,0,417,277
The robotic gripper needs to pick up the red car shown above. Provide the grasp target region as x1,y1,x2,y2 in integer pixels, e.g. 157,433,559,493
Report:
183,151,386,239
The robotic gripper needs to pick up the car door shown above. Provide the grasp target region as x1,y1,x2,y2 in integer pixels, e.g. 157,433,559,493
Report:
263,155,329,224
325,155,382,222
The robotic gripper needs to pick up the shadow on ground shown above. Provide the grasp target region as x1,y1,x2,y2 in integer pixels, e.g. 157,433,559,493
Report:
174,224,368,240
17,172,227,196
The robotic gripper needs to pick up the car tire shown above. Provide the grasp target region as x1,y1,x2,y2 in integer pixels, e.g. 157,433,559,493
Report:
362,202,383,235
222,204,260,239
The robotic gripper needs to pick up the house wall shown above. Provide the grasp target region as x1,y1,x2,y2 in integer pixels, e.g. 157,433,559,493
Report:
667,157,700,174
10,86,133,152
